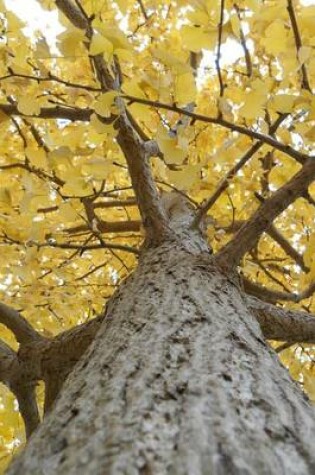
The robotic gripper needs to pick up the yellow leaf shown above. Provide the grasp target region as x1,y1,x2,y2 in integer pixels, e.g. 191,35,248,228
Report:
17,97,41,116
116,0,128,13
58,202,78,221
82,158,113,180
152,48,190,74
90,113,117,135
167,164,201,190
261,20,288,55
5,11,26,30
181,25,217,52
122,79,146,99
230,14,241,39
61,178,93,197
304,374,315,402
304,233,315,269
187,9,209,26
175,72,196,105
0,110,9,124
298,46,312,65
89,33,113,59
47,147,72,170
25,147,47,168
122,79,149,121
277,128,291,145
156,126,186,165
93,22,131,51
239,92,266,119
94,91,118,118
57,28,86,57
305,126,315,141
34,37,50,59
271,94,296,114
0,188,12,207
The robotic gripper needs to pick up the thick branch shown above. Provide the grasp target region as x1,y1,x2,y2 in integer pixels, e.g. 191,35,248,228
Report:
0,103,92,122
243,278,315,305
55,0,88,29
0,302,43,344
0,339,41,438
65,219,141,235
224,218,307,272
11,384,40,439
116,114,170,241
1,304,104,428
254,192,308,272
215,158,315,269
248,295,315,344
0,339,18,386
41,315,103,411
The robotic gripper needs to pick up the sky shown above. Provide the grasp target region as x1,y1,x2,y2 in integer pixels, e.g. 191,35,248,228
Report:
2,0,315,84
4,0,63,45
4,0,315,44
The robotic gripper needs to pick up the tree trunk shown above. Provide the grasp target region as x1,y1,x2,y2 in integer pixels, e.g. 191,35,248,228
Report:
7,240,315,475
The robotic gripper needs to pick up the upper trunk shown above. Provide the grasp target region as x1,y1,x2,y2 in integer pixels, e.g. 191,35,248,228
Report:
7,236,315,475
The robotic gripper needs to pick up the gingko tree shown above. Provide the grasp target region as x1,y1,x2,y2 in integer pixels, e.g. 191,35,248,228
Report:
0,0,314,473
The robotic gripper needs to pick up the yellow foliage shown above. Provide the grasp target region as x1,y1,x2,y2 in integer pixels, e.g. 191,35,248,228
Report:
94,91,119,118
0,0,314,469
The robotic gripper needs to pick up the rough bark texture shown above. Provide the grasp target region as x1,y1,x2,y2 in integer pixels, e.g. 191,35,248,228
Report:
7,235,315,475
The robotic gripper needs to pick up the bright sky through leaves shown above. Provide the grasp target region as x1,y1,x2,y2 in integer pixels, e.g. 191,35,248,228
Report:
0,0,315,472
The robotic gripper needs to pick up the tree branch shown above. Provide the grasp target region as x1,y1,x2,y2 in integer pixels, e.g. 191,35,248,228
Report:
216,0,225,100
0,102,93,121
0,302,43,344
243,278,315,305
193,115,286,226
2,96,311,166
0,339,18,387
234,3,252,77
56,0,88,29
65,219,141,235
287,0,312,92
248,295,315,344
54,0,169,240
10,383,41,439
115,113,170,242
0,339,41,438
1,237,140,255
214,158,315,269
123,95,311,164
136,0,149,20
223,218,307,272
41,314,104,411
254,192,308,272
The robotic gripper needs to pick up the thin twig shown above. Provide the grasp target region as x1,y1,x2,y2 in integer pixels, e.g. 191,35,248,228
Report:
287,0,312,92
216,0,225,99
136,0,149,20
234,4,252,77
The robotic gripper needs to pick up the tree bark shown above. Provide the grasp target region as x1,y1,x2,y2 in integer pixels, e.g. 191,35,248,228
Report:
7,239,315,475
